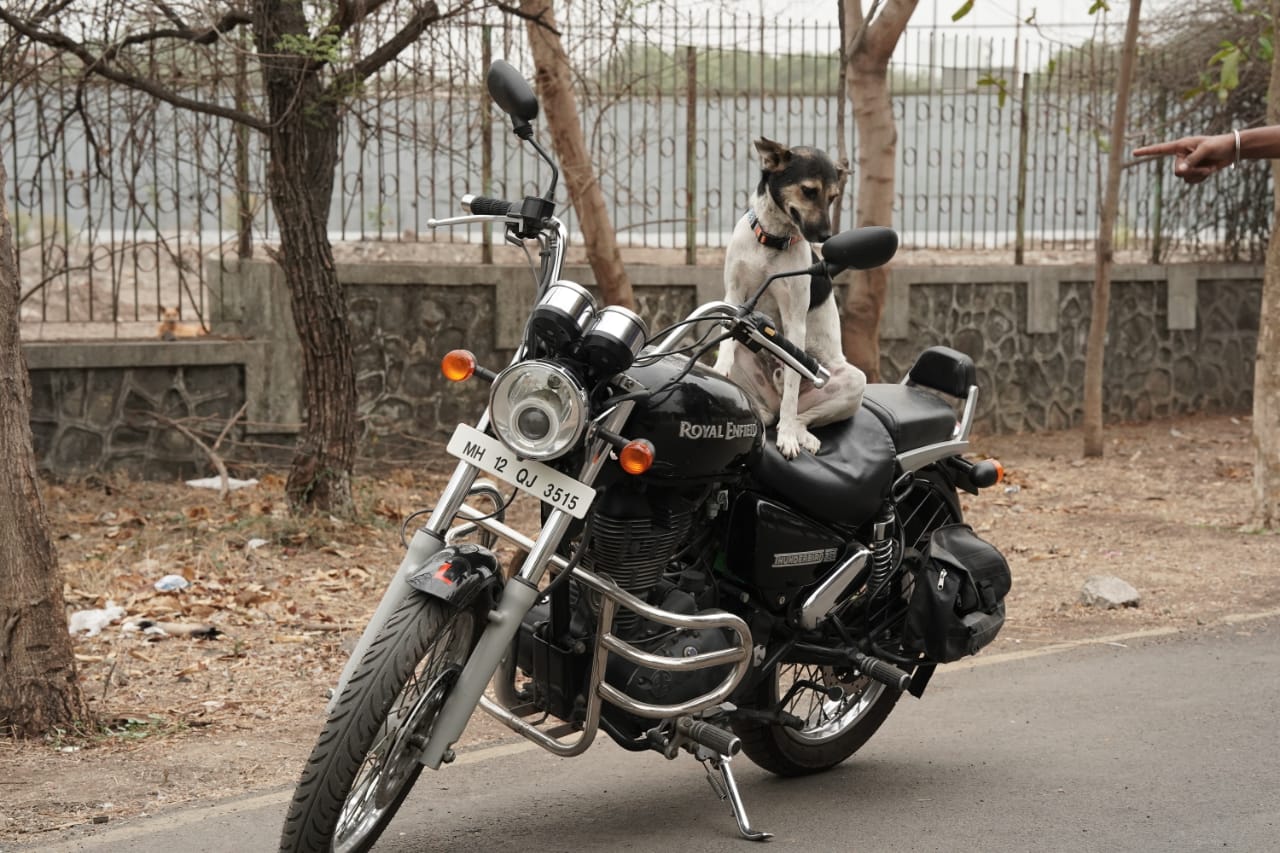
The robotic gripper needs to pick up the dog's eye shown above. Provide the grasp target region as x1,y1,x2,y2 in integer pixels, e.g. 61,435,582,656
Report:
803,186,818,199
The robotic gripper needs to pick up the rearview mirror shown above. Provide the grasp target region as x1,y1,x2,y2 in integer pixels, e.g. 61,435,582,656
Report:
487,60,539,135
821,226,899,275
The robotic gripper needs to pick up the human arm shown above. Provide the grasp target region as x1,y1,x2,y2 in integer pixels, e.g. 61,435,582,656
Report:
1133,126,1280,184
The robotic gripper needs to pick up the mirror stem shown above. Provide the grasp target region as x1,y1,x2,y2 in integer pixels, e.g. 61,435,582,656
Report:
744,264,828,313
528,136,560,201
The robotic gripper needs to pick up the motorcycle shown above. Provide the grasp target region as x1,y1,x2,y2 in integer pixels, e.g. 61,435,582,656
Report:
280,61,1012,852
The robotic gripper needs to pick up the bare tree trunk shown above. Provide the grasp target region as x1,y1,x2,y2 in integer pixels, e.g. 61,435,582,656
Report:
254,1,358,516
840,0,918,382
521,0,634,309
0,155,89,738
1252,0,1280,528
1083,0,1142,458
832,2,850,235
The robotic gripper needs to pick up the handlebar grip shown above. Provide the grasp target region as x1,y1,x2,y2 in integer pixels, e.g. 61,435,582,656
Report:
462,195,514,216
748,314,826,381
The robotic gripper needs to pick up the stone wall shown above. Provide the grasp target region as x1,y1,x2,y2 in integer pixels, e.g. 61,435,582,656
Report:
25,342,262,480
23,260,1262,479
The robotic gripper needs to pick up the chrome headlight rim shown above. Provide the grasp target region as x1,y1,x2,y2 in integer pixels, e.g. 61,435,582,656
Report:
488,360,589,462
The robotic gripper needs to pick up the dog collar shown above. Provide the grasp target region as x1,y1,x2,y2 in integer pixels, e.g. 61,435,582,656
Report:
746,209,800,251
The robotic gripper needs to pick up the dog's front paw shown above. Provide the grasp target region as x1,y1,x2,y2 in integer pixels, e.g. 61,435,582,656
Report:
776,422,820,459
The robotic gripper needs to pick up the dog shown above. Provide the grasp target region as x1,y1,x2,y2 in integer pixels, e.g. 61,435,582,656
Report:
712,137,866,460
157,306,208,341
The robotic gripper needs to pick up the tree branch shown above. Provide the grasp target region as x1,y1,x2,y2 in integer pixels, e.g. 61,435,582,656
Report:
0,9,269,132
494,1,554,30
342,1,444,86
100,11,254,58
329,0,397,37
864,0,918,59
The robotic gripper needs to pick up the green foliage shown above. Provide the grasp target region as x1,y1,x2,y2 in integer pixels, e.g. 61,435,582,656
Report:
598,43,842,95
977,73,1010,107
100,714,184,741
1195,3,1273,102
275,26,345,65
595,41,940,97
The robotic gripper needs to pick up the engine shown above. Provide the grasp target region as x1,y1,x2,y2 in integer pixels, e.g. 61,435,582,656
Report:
513,481,733,734
578,485,695,636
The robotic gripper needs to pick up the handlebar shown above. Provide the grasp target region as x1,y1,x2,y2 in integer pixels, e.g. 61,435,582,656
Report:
737,311,830,388
647,301,830,388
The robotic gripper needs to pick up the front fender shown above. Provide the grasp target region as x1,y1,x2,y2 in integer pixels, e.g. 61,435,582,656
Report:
406,543,503,610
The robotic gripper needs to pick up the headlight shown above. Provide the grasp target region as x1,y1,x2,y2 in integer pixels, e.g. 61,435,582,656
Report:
490,361,588,460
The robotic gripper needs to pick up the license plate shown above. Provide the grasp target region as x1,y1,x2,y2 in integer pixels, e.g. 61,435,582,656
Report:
447,423,595,519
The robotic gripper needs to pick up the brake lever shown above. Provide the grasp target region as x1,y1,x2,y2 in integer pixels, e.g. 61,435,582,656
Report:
732,311,829,388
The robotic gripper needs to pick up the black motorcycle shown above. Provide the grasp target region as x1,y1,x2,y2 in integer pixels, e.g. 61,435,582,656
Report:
280,61,1012,853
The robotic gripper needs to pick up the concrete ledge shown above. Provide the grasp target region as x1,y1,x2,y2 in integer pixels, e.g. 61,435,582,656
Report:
24,338,262,370
24,339,287,434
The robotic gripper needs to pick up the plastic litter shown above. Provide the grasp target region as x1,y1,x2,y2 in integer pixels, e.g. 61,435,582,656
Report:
153,574,191,592
68,603,125,637
185,476,259,491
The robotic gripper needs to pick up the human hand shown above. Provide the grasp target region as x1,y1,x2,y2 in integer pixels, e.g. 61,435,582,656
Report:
1132,134,1235,184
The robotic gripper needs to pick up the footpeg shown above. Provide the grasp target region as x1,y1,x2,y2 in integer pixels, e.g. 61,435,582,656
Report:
851,652,912,691
678,717,741,756
701,755,773,842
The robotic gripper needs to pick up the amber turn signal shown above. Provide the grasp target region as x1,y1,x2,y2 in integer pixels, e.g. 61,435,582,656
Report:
441,350,477,382
970,458,1004,489
618,439,656,475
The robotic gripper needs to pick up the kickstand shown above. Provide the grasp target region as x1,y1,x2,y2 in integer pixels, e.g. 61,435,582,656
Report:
701,753,773,842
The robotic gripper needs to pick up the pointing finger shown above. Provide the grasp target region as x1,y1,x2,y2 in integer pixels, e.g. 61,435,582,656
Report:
1132,140,1187,157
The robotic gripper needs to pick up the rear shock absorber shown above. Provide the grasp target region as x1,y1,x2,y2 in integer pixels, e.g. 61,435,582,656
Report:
867,507,896,599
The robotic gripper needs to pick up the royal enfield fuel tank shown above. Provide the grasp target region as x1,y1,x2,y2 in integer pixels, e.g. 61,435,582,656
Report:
622,353,763,479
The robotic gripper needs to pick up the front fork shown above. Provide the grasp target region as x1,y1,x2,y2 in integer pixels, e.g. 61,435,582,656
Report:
333,403,635,767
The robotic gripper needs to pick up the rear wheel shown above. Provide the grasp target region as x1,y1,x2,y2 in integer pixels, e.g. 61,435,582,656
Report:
734,661,903,776
736,471,961,777
279,593,484,853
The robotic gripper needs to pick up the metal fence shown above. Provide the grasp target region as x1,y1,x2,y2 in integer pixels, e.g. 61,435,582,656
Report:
2,5,1260,333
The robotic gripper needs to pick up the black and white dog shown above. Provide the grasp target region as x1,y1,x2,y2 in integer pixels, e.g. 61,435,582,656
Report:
712,137,866,459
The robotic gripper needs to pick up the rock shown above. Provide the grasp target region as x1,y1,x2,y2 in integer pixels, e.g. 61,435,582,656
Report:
1080,575,1141,609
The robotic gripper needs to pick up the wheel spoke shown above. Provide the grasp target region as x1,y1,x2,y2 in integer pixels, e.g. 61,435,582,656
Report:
777,663,885,746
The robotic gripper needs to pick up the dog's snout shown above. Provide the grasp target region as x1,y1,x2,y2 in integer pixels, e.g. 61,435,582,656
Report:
801,215,832,244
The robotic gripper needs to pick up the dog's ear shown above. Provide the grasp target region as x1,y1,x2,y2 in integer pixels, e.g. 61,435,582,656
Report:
755,137,790,173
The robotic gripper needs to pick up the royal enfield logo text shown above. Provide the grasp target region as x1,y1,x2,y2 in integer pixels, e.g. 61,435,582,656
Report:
772,548,838,568
677,420,760,440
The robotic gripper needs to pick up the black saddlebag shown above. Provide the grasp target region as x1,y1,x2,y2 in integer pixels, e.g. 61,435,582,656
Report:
903,524,1011,663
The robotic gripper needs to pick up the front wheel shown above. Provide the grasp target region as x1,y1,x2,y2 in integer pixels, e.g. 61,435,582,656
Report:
279,593,485,853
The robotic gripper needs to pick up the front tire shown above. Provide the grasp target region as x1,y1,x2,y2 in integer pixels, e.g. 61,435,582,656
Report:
280,593,484,853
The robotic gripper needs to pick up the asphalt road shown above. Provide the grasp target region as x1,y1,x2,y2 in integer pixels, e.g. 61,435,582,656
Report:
26,613,1280,853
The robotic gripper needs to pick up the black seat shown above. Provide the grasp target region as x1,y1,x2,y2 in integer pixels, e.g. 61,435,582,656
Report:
861,384,957,452
752,407,896,529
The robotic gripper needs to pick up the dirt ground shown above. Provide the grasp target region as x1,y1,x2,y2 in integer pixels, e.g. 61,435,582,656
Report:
2,411,1278,844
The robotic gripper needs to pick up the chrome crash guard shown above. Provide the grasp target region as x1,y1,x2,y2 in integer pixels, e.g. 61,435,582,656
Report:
449,502,753,757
